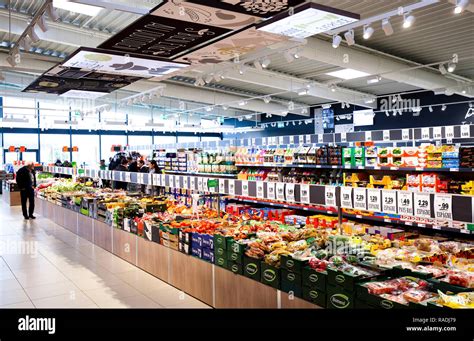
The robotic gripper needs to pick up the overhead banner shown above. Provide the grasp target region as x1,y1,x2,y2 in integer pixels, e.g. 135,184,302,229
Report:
22,75,124,95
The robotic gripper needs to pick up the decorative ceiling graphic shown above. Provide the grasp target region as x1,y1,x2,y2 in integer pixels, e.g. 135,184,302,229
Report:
45,65,142,83
175,27,288,64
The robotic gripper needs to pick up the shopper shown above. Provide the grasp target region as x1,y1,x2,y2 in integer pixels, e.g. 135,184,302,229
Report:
147,160,159,195
138,159,149,193
113,158,129,190
16,162,36,220
99,159,107,170
128,157,138,172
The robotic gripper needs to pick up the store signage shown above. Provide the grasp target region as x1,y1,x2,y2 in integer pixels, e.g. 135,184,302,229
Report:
341,132,347,143
219,179,225,193
228,179,235,195
241,180,249,197
318,134,324,143
414,192,431,219
382,190,397,214
398,191,414,215
285,183,295,202
262,137,267,145
190,176,195,190
353,188,367,210
367,189,381,212
197,177,204,192
289,136,294,144
402,129,410,141
421,128,430,140
445,126,454,139
300,184,310,204
183,176,188,189
324,186,336,207
383,130,390,141
256,181,264,199
276,183,285,201
267,182,276,200
461,125,470,138
365,131,372,142
434,194,453,220
305,135,311,144
433,127,442,140
279,136,285,145
257,2,359,39
341,187,353,209
160,174,166,187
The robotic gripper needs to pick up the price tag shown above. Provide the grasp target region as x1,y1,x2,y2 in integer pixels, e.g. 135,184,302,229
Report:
276,183,285,201
421,128,430,140
341,132,347,143
299,135,304,144
169,175,175,188
398,191,414,215
241,180,249,197
289,136,294,144
299,184,310,204
262,137,267,145
305,135,311,144
246,138,251,146
383,130,390,141
367,188,381,212
461,125,471,138
445,126,454,139
414,192,432,219
124,172,129,182
341,187,353,209
256,181,264,199
285,183,295,202
402,129,410,141
433,127,442,140
183,176,188,189
382,190,397,214
228,179,235,195
318,134,324,143
189,176,195,190
324,186,336,207
152,174,158,186
365,131,372,142
137,173,143,184
197,177,204,192
353,188,367,210
251,138,256,145
279,136,284,145
267,182,275,200
219,179,225,193
434,194,452,220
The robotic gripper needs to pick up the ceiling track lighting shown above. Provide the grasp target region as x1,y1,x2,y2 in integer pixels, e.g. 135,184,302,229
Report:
332,34,342,48
441,104,447,111
344,29,355,46
447,61,457,73
402,13,415,28
263,96,271,104
454,0,469,14
363,24,374,40
238,64,246,75
382,18,394,36
261,57,271,69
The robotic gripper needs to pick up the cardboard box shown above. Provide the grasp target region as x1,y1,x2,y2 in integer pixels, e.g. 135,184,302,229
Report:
280,254,307,274
215,256,228,268
228,240,246,254
260,262,281,289
178,230,191,244
159,230,179,243
327,267,378,292
227,250,243,264
326,284,355,309
302,267,327,291
214,246,226,258
178,241,191,255
191,233,203,248
160,239,178,251
281,269,303,297
302,286,326,308
356,283,409,309
243,256,261,281
214,234,232,250
229,261,243,275
191,246,203,259
202,247,214,263
202,234,214,249
160,224,180,235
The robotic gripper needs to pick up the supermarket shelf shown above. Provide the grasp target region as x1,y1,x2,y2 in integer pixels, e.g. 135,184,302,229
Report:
164,170,238,178
235,164,474,172
343,213,473,235
231,197,338,215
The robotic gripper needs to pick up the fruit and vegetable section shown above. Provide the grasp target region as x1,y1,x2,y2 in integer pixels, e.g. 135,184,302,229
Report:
35,178,474,309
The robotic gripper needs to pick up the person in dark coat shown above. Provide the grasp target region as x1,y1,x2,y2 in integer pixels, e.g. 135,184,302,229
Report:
128,157,138,172
16,162,37,220
113,158,129,191
138,159,149,193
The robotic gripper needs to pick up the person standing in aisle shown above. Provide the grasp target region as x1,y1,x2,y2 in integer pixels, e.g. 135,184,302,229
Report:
16,162,36,220
138,159,149,193
114,158,129,190
148,160,159,196
99,159,107,170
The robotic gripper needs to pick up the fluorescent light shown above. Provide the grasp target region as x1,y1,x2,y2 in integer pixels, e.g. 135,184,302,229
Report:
454,0,469,14
326,68,370,80
239,100,247,106
382,18,393,36
367,76,381,84
402,13,415,28
363,25,374,39
53,0,103,17
298,89,309,96
322,104,331,109
332,35,342,48
344,30,355,46
60,90,108,99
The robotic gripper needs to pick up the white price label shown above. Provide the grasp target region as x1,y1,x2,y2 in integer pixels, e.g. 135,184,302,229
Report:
461,125,470,138
318,134,324,143
434,194,452,220
382,190,397,214
190,176,195,190
241,180,249,197
365,131,372,142
353,188,367,210
402,129,410,141
197,177,204,192
256,181,264,199
219,179,225,193
324,186,336,207
433,127,442,140
398,191,414,215
414,192,432,219
341,187,353,209
421,128,430,140
251,138,256,145
170,175,175,188
367,189,381,212
247,138,251,146
285,183,295,202
445,126,454,139
341,132,347,143
305,135,311,144
183,177,188,189
279,136,284,145
262,137,267,145
267,182,275,200
300,184,310,204
152,174,159,186
160,174,166,187
289,136,294,144
276,183,285,201
383,130,390,141
137,173,143,184
228,179,235,195
298,135,304,144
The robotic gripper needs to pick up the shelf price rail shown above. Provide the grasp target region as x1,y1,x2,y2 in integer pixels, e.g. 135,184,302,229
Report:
43,166,474,234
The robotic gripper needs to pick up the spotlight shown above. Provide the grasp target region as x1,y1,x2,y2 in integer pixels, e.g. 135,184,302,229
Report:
429,106,433,112
344,30,355,46
367,76,381,84
447,61,457,73
363,25,374,39
239,100,247,106
238,65,246,75
385,111,389,117
293,52,300,59
46,3,60,21
205,106,213,112
439,64,447,75
402,13,415,28
322,104,331,109
263,96,271,104
332,35,342,48
204,74,213,84
253,59,263,71
454,0,469,14
382,18,393,36
330,85,337,92
37,15,48,32
441,104,447,111
222,105,229,110
261,58,271,69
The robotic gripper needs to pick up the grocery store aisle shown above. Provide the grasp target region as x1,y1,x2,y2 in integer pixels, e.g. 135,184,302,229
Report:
0,199,210,309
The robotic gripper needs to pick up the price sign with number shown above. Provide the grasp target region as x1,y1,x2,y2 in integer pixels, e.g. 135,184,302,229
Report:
251,138,256,145
434,194,452,220
433,127,442,140
169,175,175,188
318,134,324,143
289,136,294,144
305,135,311,144
276,183,285,201
137,173,143,184
160,174,166,187
414,192,431,219
461,125,471,138
300,184,310,204
285,183,295,202
323,186,336,207
256,181,264,199
279,136,284,145
382,190,397,214
299,135,304,144
267,182,275,200
126,172,132,183
367,189,381,212
219,179,225,194
398,191,414,215
262,137,267,145
445,126,454,139
365,131,372,142
228,179,235,195
341,132,347,143
341,187,353,208
402,129,410,141
190,176,196,190
183,176,188,189
197,177,204,192
383,130,390,141
241,180,249,197
353,188,367,210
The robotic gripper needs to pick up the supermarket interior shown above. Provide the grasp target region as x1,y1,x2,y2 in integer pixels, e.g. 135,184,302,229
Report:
0,0,473,334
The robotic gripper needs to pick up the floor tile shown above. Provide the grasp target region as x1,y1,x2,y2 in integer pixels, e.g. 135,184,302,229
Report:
93,294,162,308
145,286,190,307
24,280,82,301
0,278,23,293
15,272,68,289
32,291,98,308
0,288,30,306
0,300,35,309
83,283,142,303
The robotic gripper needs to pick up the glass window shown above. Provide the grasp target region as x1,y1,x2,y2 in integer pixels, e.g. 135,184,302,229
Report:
128,135,152,149
40,134,71,163
2,97,37,128
201,136,221,142
177,136,199,144
72,134,100,168
3,133,39,149
152,135,176,146
101,135,127,163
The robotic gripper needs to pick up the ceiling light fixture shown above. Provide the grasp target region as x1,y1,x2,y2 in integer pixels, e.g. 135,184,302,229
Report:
322,104,332,109
329,85,337,92
261,58,271,69
441,104,447,111
298,89,309,96
263,96,271,104
454,0,469,14
367,76,381,84
222,105,229,110
344,30,355,46
363,25,374,39
364,97,375,104
438,64,447,75
326,68,370,80
301,107,308,114
205,106,213,112
239,100,248,106
402,13,415,28
204,74,214,84
52,0,103,16
332,34,342,48
447,61,457,73
429,106,433,112
382,18,394,36
238,64,246,75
